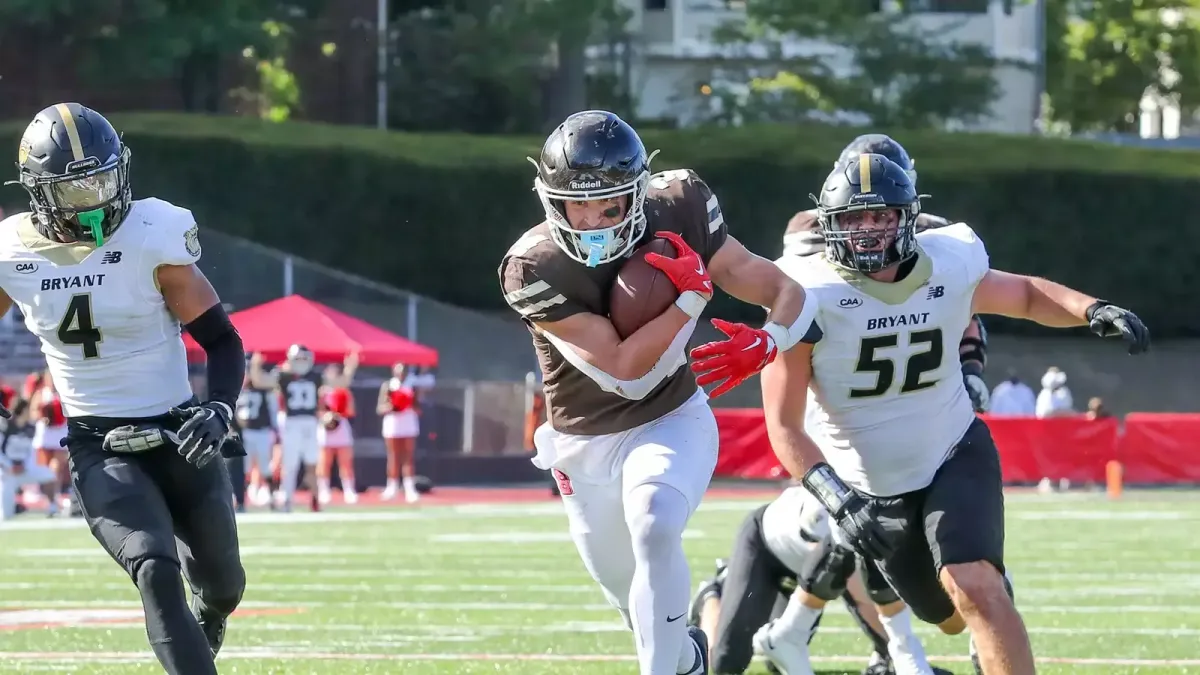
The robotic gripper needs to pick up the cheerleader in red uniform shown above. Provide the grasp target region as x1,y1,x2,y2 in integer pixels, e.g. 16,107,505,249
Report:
376,363,419,502
317,368,357,505
30,371,68,511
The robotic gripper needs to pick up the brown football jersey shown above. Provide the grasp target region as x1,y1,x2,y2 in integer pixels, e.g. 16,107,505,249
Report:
499,169,728,436
782,209,950,257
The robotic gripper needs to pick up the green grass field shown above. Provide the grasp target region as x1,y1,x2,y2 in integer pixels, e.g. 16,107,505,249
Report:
1,489,1198,674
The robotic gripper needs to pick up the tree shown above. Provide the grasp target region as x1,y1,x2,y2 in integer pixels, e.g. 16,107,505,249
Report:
702,0,1002,129
1043,0,1200,133
384,0,625,134
0,0,327,114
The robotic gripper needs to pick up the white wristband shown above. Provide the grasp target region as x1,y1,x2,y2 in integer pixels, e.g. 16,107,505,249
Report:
674,291,707,319
762,322,790,353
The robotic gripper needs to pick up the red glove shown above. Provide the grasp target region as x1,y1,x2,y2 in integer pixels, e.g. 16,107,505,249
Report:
690,319,779,399
644,231,713,300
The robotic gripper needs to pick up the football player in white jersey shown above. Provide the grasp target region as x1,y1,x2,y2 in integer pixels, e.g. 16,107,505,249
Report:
691,486,948,675
0,103,247,674
783,134,991,413
763,154,1149,675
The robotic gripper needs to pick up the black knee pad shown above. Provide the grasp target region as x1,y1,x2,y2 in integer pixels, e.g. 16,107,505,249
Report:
201,563,246,617
800,544,856,602
133,556,183,595
859,554,900,605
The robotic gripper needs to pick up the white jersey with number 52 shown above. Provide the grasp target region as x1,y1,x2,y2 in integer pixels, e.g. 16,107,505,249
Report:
0,198,200,418
777,223,989,497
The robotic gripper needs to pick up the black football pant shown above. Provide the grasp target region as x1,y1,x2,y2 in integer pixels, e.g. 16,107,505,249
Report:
872,417,1006,624
67,409,245,675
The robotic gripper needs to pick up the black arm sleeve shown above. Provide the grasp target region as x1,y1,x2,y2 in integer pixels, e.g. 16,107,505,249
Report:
184,303,245,409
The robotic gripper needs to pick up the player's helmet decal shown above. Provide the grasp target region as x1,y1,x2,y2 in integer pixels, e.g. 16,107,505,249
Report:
530,110,656,267
815,153,922,274
10,103,132,246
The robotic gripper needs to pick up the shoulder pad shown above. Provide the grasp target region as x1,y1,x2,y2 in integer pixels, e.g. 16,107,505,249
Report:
499,234,583,324
918,222,989,285
137,198,201,267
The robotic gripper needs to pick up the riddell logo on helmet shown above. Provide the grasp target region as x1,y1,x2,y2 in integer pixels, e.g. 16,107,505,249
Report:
570,180,603,190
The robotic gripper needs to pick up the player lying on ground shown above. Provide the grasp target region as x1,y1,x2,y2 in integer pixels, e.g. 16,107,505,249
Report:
499,109,820,675
691,486,952,675
2,103,248,675
764,153,1148,675
783,133,989,413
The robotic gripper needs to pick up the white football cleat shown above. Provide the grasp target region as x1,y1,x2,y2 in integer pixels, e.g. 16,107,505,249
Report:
753,621,816,675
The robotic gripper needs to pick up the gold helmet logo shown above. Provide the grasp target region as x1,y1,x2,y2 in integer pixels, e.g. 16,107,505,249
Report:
17,140,30,166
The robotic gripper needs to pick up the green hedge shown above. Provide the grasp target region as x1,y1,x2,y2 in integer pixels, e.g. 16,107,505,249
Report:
2,113,1197,337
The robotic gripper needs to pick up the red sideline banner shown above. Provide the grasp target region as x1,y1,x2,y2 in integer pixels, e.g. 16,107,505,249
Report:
982,416,1116,484
1119,414,1200,484
713,411,1200,484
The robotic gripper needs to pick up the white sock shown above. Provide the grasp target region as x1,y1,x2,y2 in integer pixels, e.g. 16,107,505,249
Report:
386,478,399,491
776,593,823,642
625,483,693,675
402,476,417,494
342,477,355,494
880,607,931,672
281,460,298,501
317,477,330,493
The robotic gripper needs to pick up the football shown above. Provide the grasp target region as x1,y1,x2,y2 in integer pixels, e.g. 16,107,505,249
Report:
609,239,678,340
322,411,340,430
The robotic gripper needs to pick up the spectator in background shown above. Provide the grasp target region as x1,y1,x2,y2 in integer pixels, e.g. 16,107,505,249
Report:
1036,366,1075,418
317,363,358,505
29,371,68,515
1085,397,1112,420
378,364,420,503
989,370,1037,415
405,365,437,392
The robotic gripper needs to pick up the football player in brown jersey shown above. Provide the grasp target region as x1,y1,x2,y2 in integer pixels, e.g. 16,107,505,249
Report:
499,110,820,675
782,134,991,414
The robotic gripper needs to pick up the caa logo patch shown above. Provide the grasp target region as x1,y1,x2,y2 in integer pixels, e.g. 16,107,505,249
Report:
838,297,862,308
14,262,38,275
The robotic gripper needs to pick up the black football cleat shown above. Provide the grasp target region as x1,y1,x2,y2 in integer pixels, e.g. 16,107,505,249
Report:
191,596,228,657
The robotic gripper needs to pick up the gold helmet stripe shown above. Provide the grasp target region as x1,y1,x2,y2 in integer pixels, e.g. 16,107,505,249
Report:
858,153,872,193
54,103,85,162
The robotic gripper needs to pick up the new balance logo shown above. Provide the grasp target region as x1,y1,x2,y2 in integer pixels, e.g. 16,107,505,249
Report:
926,285,944,300
100,251,123,264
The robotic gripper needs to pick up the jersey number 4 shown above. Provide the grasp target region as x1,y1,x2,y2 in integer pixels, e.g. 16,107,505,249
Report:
849,329,943,398
57,294,103,359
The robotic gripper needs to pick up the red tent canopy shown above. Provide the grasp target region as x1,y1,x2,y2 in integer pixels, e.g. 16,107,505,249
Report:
184,295,438,367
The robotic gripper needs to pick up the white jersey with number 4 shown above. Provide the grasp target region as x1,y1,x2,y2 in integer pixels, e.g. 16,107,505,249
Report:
777,222,988,497
0,198,200,418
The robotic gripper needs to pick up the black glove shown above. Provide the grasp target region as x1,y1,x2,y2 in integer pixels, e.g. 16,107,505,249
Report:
1086,301,1150,355
962,361,989,413
168,402,236,469
802,463,905,560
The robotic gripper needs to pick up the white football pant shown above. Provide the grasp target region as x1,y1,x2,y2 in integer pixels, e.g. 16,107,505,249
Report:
279,415,319,501
534,390,719,675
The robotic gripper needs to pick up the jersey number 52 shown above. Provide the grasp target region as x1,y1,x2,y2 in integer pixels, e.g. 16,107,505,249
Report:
849,329,943,398
57,294,103,359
